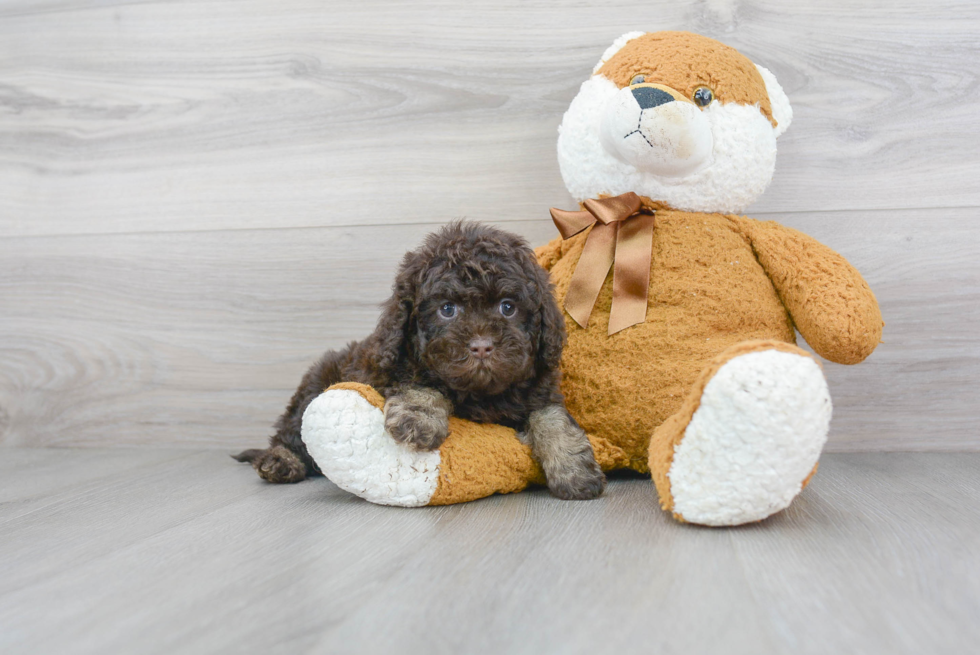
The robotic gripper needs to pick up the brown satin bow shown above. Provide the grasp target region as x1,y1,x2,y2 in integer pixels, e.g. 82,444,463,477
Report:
550,192,655,335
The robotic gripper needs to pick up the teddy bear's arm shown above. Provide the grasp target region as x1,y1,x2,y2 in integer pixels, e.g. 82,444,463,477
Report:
735,216,883,365
534,236,564,272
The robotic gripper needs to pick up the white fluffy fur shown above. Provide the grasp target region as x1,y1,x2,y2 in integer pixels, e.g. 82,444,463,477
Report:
755,64,793,138
600,88,714,178
592,31,646,73
302,390,441,507
668,350,831,526
557,75,780,212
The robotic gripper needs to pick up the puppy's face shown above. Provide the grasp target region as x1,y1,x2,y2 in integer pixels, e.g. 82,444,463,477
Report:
375,223,564,397
415,271,536,396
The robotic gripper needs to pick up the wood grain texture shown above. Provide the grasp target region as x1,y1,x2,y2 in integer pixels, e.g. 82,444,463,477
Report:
0,0,977,450
0,450,977,654
0,1,979,238
0,209,976,450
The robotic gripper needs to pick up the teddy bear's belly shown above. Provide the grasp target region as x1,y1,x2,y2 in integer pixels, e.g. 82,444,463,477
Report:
551,213,796,471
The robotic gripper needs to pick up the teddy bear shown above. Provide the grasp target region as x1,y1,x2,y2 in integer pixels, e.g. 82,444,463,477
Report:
300,31,883,526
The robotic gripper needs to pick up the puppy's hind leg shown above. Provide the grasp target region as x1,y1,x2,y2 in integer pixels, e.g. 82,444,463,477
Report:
233,445,308,484
526,405,606,500
234,349,347,483
233,397,319,484
235,392,323,483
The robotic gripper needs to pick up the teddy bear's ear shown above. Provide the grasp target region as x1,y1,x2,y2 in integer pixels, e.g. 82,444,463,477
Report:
592,31,646,74
755,64,793,138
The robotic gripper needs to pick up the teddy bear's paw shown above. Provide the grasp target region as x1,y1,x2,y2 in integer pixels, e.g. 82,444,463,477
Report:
668,349,831,526
301,389,441,507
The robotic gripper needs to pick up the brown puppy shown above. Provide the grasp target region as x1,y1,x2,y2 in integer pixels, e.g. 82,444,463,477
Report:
234,222,605,500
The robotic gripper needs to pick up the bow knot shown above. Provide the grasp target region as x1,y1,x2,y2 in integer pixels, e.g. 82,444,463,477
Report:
549,192,655,335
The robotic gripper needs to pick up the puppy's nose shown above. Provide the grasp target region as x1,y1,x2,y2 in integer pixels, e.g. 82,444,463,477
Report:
631,86,673,110
468,337,494,360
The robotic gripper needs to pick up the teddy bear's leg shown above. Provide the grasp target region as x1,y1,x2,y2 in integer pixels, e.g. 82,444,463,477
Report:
301,382,631,507
648,340,831,526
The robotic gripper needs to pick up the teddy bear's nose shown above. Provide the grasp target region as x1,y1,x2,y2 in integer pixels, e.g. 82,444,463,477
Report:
631,86,673,110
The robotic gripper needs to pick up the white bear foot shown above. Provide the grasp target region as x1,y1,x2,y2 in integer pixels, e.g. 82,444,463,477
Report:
667,348,831,526
301,389,441,507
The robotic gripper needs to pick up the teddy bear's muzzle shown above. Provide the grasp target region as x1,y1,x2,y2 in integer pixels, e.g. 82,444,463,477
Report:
599,83,714,178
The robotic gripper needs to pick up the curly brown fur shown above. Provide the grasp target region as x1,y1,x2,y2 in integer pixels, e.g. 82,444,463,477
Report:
526,406,606,500
383,387,452,450
234,222,604,498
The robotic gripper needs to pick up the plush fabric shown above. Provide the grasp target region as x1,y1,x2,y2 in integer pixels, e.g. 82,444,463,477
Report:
301,382,628,507
301,30,883,525
647,340,826,523
538,204,882,473
595,31,776,127
557,30,798,213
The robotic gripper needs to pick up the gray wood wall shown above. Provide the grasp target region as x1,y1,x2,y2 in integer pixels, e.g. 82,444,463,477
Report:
1,0,977,451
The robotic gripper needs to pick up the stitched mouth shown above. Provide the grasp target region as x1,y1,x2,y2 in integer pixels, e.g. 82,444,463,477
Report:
623,109,660,149
600,89,714,177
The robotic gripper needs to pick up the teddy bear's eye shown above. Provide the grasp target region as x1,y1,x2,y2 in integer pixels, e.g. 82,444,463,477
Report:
629,74,646,86
692,86,714,107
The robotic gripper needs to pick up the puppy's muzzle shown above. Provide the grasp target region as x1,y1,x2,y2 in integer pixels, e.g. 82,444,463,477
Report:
468,337,494,360
599,82,714,178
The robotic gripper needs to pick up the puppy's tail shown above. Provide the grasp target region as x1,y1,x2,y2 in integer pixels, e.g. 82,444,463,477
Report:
231,448,265,464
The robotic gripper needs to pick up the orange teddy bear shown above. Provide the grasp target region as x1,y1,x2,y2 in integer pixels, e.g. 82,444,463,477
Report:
301,31,882,525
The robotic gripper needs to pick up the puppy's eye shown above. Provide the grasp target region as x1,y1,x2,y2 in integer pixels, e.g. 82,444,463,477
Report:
438,302,457,319
629,74,646,86
498,300,516,318
692,86,714,107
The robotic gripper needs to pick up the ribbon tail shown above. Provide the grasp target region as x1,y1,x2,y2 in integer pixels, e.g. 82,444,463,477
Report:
563,223,616,329
608,213,655,335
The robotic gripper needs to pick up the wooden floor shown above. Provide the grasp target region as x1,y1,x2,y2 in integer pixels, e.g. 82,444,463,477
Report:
1,450,977,654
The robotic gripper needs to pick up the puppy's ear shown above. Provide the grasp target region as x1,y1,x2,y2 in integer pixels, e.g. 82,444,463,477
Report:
529,258,566,371
373,250,423,376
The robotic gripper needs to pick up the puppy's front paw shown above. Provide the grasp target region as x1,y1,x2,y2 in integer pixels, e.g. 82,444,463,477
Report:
385,407,449,450
547,452,606,500
384,392,450,451
526,405,606,500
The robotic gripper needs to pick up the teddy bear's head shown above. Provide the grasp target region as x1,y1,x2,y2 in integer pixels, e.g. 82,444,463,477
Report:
557,31,792,213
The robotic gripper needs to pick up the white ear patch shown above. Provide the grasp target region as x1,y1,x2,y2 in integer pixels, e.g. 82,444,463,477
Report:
755,64,793,138
593,31,646,73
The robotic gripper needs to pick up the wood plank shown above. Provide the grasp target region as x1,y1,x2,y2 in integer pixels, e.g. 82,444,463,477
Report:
0,208,975,450
1,1,979,238
318,479,778,655
0,450,976,654
0,451,268,597
731,453,980,653
0,447,192,519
